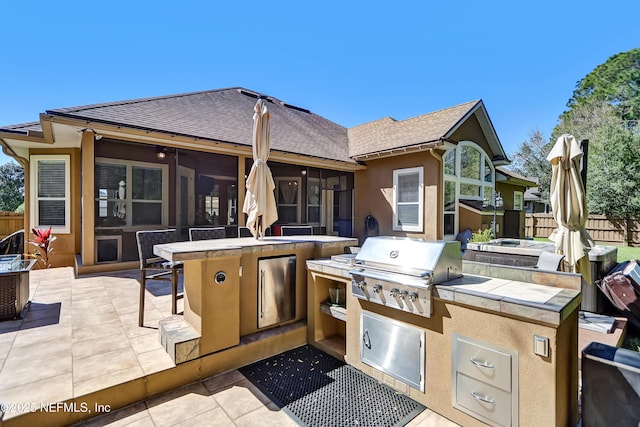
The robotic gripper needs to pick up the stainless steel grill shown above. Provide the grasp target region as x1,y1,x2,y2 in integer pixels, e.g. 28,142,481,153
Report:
349,237,462,317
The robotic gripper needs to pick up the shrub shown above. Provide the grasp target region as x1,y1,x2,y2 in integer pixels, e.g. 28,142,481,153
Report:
468,229,494,243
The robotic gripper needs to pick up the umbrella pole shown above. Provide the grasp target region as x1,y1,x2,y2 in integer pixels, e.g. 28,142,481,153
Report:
580,139,589,189
256,216,262,239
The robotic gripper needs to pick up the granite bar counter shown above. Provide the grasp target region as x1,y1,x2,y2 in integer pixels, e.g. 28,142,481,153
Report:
152,235,357,364
154,235,358,262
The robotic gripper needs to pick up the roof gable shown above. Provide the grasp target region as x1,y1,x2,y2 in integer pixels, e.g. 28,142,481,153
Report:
347,100,508,163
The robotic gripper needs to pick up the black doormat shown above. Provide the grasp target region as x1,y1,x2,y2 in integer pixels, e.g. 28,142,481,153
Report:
239,345,425,427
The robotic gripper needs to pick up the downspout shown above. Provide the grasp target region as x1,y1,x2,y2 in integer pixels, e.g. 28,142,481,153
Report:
428,148,444,240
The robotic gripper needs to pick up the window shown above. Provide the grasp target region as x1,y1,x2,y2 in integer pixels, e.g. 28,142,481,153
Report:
275,177,301,223
513,191,523,211
95,158,168,228
307,177,324,225
393,167,423,232
30,155,70,233
443,142,495,237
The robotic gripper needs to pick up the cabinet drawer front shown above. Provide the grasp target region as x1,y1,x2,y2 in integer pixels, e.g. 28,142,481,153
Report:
456,373,512,427
455,337,512,392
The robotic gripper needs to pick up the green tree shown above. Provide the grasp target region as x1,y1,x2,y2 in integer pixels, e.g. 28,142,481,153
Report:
565,48,640,123
554,97,640,216
0,161,24,212
551,49,640,217
508,128,553,207
584,107,640,216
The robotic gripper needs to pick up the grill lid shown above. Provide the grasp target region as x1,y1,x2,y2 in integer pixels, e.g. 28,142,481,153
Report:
352,236,462,283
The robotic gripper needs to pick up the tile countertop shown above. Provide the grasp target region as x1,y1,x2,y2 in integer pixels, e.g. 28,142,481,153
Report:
154,236,359,262
306,258,581,327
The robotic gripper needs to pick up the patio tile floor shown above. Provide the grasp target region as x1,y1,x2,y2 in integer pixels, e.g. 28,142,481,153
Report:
0,267,457,427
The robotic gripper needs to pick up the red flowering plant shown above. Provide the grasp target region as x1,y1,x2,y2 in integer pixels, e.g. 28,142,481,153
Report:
29,227,57,268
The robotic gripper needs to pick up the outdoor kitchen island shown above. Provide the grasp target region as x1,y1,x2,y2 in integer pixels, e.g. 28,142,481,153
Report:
307,239,582,427
152,235,357,365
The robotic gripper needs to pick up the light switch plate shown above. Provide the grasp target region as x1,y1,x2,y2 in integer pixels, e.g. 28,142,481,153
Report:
534,335,549,357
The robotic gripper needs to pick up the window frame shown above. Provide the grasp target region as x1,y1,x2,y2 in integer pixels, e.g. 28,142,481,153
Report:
307,177,324,226
392,166,424,232
443,141,495,238
95,157,169,230
274,176,302,224
30,154,71,234
513,191,523,211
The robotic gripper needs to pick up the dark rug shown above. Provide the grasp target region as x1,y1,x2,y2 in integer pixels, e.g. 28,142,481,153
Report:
239,345,425,427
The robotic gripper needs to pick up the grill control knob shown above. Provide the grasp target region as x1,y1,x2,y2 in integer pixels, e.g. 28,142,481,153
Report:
390,288,400,297
357,281,367,290
373,284,382,293
409,292,419,302
399,290,409,299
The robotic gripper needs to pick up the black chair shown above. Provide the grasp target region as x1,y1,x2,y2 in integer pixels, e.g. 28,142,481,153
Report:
0,229,24,255
280,225,313,236
136,229,183,327
534,251,565,272
189,227,226,241
238,226,271,238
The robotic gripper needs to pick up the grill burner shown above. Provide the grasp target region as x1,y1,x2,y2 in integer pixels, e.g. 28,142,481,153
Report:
349,237,462,317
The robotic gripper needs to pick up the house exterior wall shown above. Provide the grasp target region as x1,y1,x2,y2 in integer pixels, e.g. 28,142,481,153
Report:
26,147,82,268
449,115,492,154
496,181,526,238
354,151,441,244
458,206,484,234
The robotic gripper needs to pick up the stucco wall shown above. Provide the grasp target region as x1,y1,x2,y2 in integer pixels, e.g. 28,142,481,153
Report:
354,151,441,244
345,296,578,426
26,147,81,268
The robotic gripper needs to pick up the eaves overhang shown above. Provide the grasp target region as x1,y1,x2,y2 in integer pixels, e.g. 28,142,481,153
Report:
42,112,363,172
350,139,446,162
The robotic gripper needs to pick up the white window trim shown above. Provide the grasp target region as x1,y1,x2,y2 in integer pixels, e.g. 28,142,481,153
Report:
95,157,169,229
392,166,424,232
30,154,71,234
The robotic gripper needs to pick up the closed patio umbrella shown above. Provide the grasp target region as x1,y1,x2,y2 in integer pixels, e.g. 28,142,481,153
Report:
547,134,594,283
242,98,278,238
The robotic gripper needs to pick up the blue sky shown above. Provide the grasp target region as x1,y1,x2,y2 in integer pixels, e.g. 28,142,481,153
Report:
0,1,638,165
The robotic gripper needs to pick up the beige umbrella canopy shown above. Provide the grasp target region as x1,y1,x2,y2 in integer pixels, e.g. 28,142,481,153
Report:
546,134,595,282
242,98,278,238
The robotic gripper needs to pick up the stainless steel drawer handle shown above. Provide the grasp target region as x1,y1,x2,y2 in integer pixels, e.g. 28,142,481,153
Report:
470,391,495,405
470,358,494,369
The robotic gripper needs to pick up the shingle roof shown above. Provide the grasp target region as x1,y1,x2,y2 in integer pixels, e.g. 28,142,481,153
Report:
495,166,537,186
0,121,42,133
347,100,480,158
46,87,352,163
2,90,507,166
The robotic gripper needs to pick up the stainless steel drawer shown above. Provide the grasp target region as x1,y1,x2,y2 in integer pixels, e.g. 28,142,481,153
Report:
456,373,512,427
455,336,512,392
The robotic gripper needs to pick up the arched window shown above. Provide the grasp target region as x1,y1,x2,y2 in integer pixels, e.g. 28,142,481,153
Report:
443,142,495,237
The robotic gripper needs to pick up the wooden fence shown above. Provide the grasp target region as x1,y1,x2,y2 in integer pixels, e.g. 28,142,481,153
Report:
0,211,24,239
525,213,640,246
